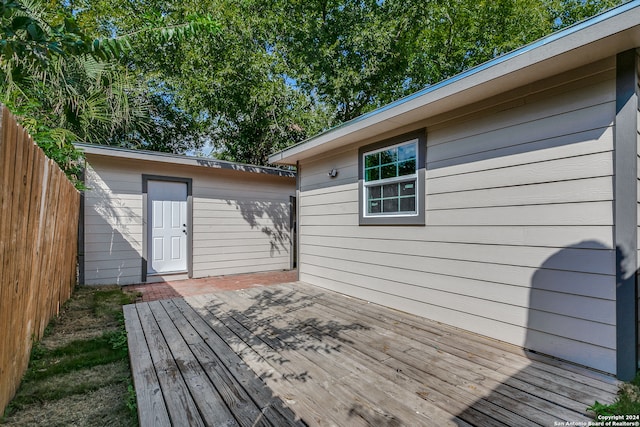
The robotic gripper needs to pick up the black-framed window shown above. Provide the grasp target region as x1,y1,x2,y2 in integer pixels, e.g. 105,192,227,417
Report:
358,130,426,225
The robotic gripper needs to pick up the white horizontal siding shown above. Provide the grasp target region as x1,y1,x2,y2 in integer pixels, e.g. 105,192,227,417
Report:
84,163,143,285
302,236,615,276
427,126,614,172
83,155,294,285
191,171,293,279
299,200,614,227
297,61,617,373
426,201,613,226
427,151,613,193
299,272,616,373
299,262,615,341
426,75,615,150
193,257,288,278
427,176,612,209
300,149,358,192
301,224,614,248
84,266,141,283
193,264,284,278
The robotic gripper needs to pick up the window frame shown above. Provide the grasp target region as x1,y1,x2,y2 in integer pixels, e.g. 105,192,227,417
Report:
358,130,426,226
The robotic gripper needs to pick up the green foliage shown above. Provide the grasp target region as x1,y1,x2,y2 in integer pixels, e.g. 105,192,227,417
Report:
0,0,144,185
28,340,46,360
112,0,331,164
272,0,410,121
24,334,128,381
122,12,218,44
1,0,628,170
1,0,94,62
96,0,624,164
106,329,128,353
126,382,137,416
1,0,219,183
270,0,624,122
588,373,640,416
546,0,627,30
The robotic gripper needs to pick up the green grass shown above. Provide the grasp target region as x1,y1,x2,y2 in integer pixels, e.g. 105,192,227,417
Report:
1,286,139,426
588,372,640,416
92,289,136,317
23,333,128,382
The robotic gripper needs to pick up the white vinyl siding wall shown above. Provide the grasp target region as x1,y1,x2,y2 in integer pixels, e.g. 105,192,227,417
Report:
191,174,293,277
298,59,617,374
84,157,294,285
84,164,143,285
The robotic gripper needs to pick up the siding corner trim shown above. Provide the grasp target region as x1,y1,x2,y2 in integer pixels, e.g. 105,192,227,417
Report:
614,49,639,381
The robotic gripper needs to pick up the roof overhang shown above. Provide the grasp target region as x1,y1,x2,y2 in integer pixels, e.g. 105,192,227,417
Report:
269,1,640,165
76,143,295,177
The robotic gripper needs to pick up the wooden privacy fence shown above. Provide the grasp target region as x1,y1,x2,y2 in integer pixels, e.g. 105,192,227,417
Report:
0,105,80,414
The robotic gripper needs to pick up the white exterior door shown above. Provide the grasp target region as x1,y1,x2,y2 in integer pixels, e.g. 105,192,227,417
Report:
147,180,187,274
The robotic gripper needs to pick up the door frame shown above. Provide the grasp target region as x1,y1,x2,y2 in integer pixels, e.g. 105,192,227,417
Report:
142,174,193,282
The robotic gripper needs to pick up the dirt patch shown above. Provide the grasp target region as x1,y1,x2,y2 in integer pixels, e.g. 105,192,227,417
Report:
1,286,138,426
39,286,130,349
1,383,133,427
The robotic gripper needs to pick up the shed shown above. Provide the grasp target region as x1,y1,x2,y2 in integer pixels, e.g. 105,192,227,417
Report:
270,2,640,380
79,144,295,286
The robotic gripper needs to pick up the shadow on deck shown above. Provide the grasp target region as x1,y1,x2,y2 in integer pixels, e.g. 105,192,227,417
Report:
124,282,619,427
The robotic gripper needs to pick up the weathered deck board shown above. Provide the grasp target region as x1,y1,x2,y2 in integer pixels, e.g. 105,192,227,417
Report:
123,305,170,427
283,282,618,396
209,287,456,427
135,303,205,427
168,298,305,426
214,286,558,427
278,283,612,414
124,282,619,427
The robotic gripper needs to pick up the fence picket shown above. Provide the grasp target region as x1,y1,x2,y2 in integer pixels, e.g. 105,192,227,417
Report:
0,106,79,414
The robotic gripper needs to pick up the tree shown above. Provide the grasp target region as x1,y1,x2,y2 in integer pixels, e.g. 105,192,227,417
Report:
546,0,627,29
9,0,626,171
0,0,218,182
0,0,141,181
100,0,332,165
268,0,413,122
269,0,587,122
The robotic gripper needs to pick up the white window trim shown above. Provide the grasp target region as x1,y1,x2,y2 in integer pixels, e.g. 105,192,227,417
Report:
362,140,419,218
358,130,426,226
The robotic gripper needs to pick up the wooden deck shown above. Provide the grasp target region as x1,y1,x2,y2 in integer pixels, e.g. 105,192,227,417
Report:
123,282,619,427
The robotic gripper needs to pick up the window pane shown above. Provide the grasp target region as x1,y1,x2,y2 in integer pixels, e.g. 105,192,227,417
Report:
365,152,380,168
380,148,398,165
383,183,399,198
398,144,416,161
398,159,415,176
361,139,421,220
381,163,397,179
368,185,381,199
400,197,416,212
400,181,415,196
383,198,399,212
368,200,381,214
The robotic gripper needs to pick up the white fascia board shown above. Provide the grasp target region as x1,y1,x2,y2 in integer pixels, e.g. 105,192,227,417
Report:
76,143,295,177
269,0,640,165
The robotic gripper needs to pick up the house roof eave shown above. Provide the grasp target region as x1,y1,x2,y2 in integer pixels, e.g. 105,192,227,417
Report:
75,143,295,178
269,1,640,165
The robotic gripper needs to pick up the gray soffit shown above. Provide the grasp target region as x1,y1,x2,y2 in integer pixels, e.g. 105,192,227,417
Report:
75,143,295,177
269,0,640,165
